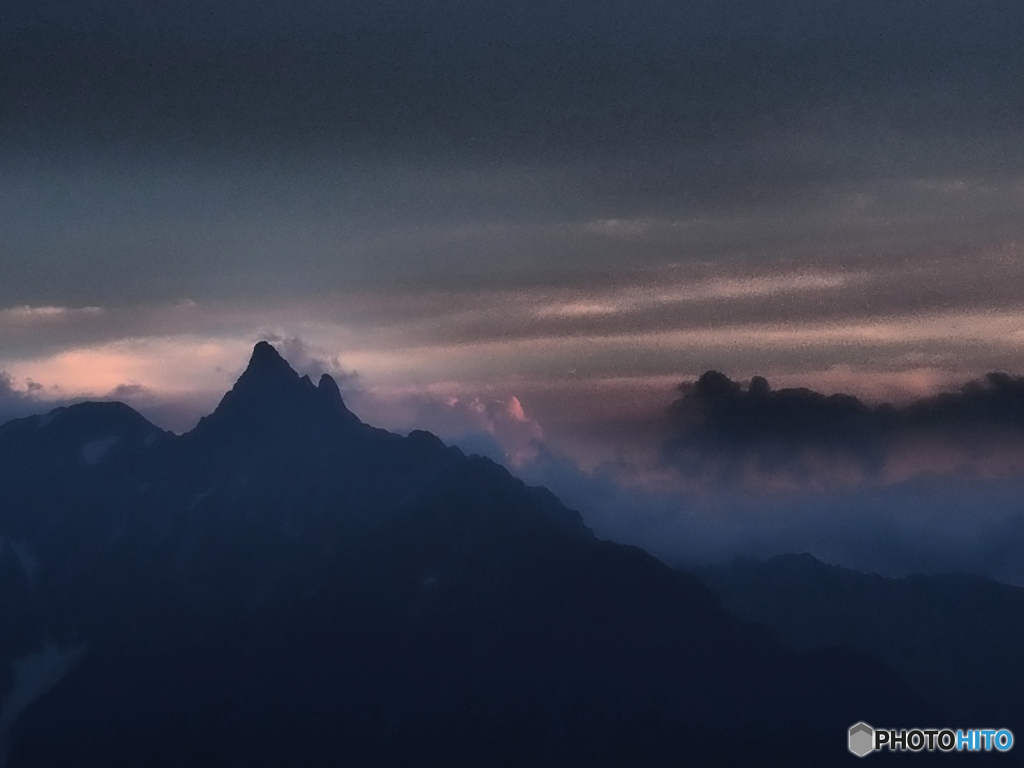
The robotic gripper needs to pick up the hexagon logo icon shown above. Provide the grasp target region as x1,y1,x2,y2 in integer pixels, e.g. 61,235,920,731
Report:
849,722,875,757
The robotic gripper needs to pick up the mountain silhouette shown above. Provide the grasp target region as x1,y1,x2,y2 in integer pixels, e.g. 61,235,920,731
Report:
695,554,1024,736
190,341,366,445
0,343,953,766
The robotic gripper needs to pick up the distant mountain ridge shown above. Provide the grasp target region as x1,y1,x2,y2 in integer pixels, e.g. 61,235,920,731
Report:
694,554,1024,735
0,343,959,766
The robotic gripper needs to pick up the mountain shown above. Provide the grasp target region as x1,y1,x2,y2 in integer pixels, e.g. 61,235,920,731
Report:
0,343,945,766
694,554,1024,734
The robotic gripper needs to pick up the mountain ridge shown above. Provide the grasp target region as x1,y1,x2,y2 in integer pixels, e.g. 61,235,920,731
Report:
694,553,1024,733
0,342,947,766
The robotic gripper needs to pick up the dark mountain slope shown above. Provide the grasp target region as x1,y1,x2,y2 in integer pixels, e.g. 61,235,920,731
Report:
1,343,938,766
695,554,1024,732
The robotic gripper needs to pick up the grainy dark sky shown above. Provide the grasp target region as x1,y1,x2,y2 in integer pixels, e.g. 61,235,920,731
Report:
4,0,1024,410
4,0,1024,577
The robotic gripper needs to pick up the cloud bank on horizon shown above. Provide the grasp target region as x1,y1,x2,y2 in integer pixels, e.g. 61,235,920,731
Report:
666,369,1024,485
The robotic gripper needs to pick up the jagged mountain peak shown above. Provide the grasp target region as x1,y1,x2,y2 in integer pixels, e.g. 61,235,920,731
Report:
317,372,340,397
188,342,362,442
249,339,291,369
316,372,344,408
236,341,305,392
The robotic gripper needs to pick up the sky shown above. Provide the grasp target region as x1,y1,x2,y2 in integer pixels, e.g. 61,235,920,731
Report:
4,0,1024,581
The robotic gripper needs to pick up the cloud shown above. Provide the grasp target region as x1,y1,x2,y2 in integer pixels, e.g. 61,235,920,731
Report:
0,372,34,425
0,306,103,322
261,335,360,390
664,370,1024,487
530,270,860,319
500,420,1024,586
574,468,1024,587
0,371,81,426
357,390,545,468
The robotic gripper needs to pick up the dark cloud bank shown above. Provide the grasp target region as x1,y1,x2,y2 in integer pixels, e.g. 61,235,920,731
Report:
666,369,1024,479
507,370,1024,587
